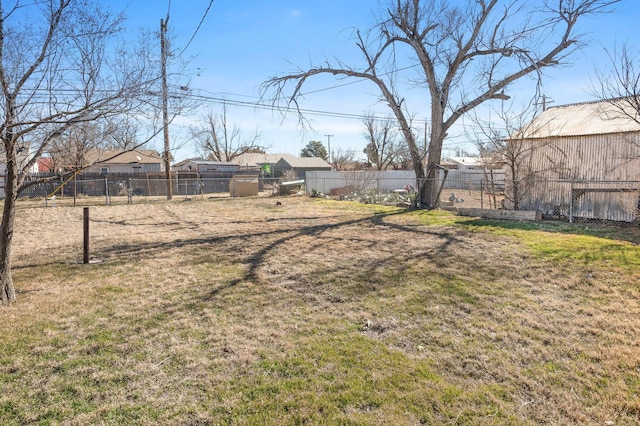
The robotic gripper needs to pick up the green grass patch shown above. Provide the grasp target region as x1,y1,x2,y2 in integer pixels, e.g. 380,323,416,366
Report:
215,329,471,425
402,209,640,271
462,219,640,271
3,198,640,425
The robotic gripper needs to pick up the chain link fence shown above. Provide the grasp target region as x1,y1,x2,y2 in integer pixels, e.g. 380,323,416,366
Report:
510,179,640,223
13,173,282,206
306,170,640,223
434,177,640,223
8,170,640,223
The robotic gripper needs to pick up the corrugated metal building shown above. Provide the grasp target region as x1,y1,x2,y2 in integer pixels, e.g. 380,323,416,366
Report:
514,99,640,221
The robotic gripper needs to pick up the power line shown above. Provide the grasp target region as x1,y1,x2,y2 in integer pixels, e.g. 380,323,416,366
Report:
183,89,407,123
176,86,510,132
177,0,216,58
10,81,510,134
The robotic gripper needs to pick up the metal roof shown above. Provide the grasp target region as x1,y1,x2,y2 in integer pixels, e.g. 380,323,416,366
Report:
515,99,640,139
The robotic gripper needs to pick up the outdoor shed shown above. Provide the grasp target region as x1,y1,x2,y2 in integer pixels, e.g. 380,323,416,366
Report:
513,99,640,221
230,175,259,197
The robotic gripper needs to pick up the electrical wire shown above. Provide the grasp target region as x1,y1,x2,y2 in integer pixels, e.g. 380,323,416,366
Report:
174,85,510,133
176,0,215,58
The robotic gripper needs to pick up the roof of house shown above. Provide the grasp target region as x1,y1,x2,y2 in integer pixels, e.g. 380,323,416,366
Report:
441,156,483,167
86,149,162,164
516,99,640,139
277,156,331,169
173,158,239,167
172,158,201,167
235,153,296,167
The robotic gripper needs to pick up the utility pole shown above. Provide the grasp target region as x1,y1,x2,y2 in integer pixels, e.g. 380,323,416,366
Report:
325,134,334,165
538,95,553,111
160,17,172,200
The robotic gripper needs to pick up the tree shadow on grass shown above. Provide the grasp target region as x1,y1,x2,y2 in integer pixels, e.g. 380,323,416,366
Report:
94,208,467,302
207,209,472,300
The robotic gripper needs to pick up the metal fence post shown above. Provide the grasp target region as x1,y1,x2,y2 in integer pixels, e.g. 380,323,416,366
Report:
83,207,90,264
104,176,110,205
569,180,574,224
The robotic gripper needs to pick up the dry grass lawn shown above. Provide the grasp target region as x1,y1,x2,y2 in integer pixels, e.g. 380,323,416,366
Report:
1,196,640,425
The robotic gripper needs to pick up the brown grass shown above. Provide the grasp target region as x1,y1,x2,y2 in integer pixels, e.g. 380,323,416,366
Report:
1,196,640,425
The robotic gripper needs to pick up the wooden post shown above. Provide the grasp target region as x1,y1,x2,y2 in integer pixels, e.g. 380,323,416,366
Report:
83,207,90,264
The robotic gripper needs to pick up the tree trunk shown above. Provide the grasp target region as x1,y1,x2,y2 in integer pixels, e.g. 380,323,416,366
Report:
420,113,446,209
0,155,17,304
510,163,519,210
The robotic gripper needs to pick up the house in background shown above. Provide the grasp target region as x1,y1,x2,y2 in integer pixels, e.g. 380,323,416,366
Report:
234,153,295,171
172,158,240,173
234,153,332,178
513,99,640,221
441,156,484,170
82,149,163,174
274,156,332,179
37,157,56,172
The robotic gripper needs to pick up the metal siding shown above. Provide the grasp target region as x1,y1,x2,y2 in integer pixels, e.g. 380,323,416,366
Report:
518,132,640,221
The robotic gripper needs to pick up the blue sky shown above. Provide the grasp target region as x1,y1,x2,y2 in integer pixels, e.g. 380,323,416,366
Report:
114,0,640,162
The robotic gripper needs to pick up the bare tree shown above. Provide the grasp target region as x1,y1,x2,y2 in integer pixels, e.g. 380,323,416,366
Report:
593,44,640,126
362,113,401,170
392,143,417,170
46,120,116,170
343,168,377,194
0,0,159,304
470,97,568,209
263,0,619,208
331,148,357,171
192,103,263,162
104,116,142,150
471,99,538,209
